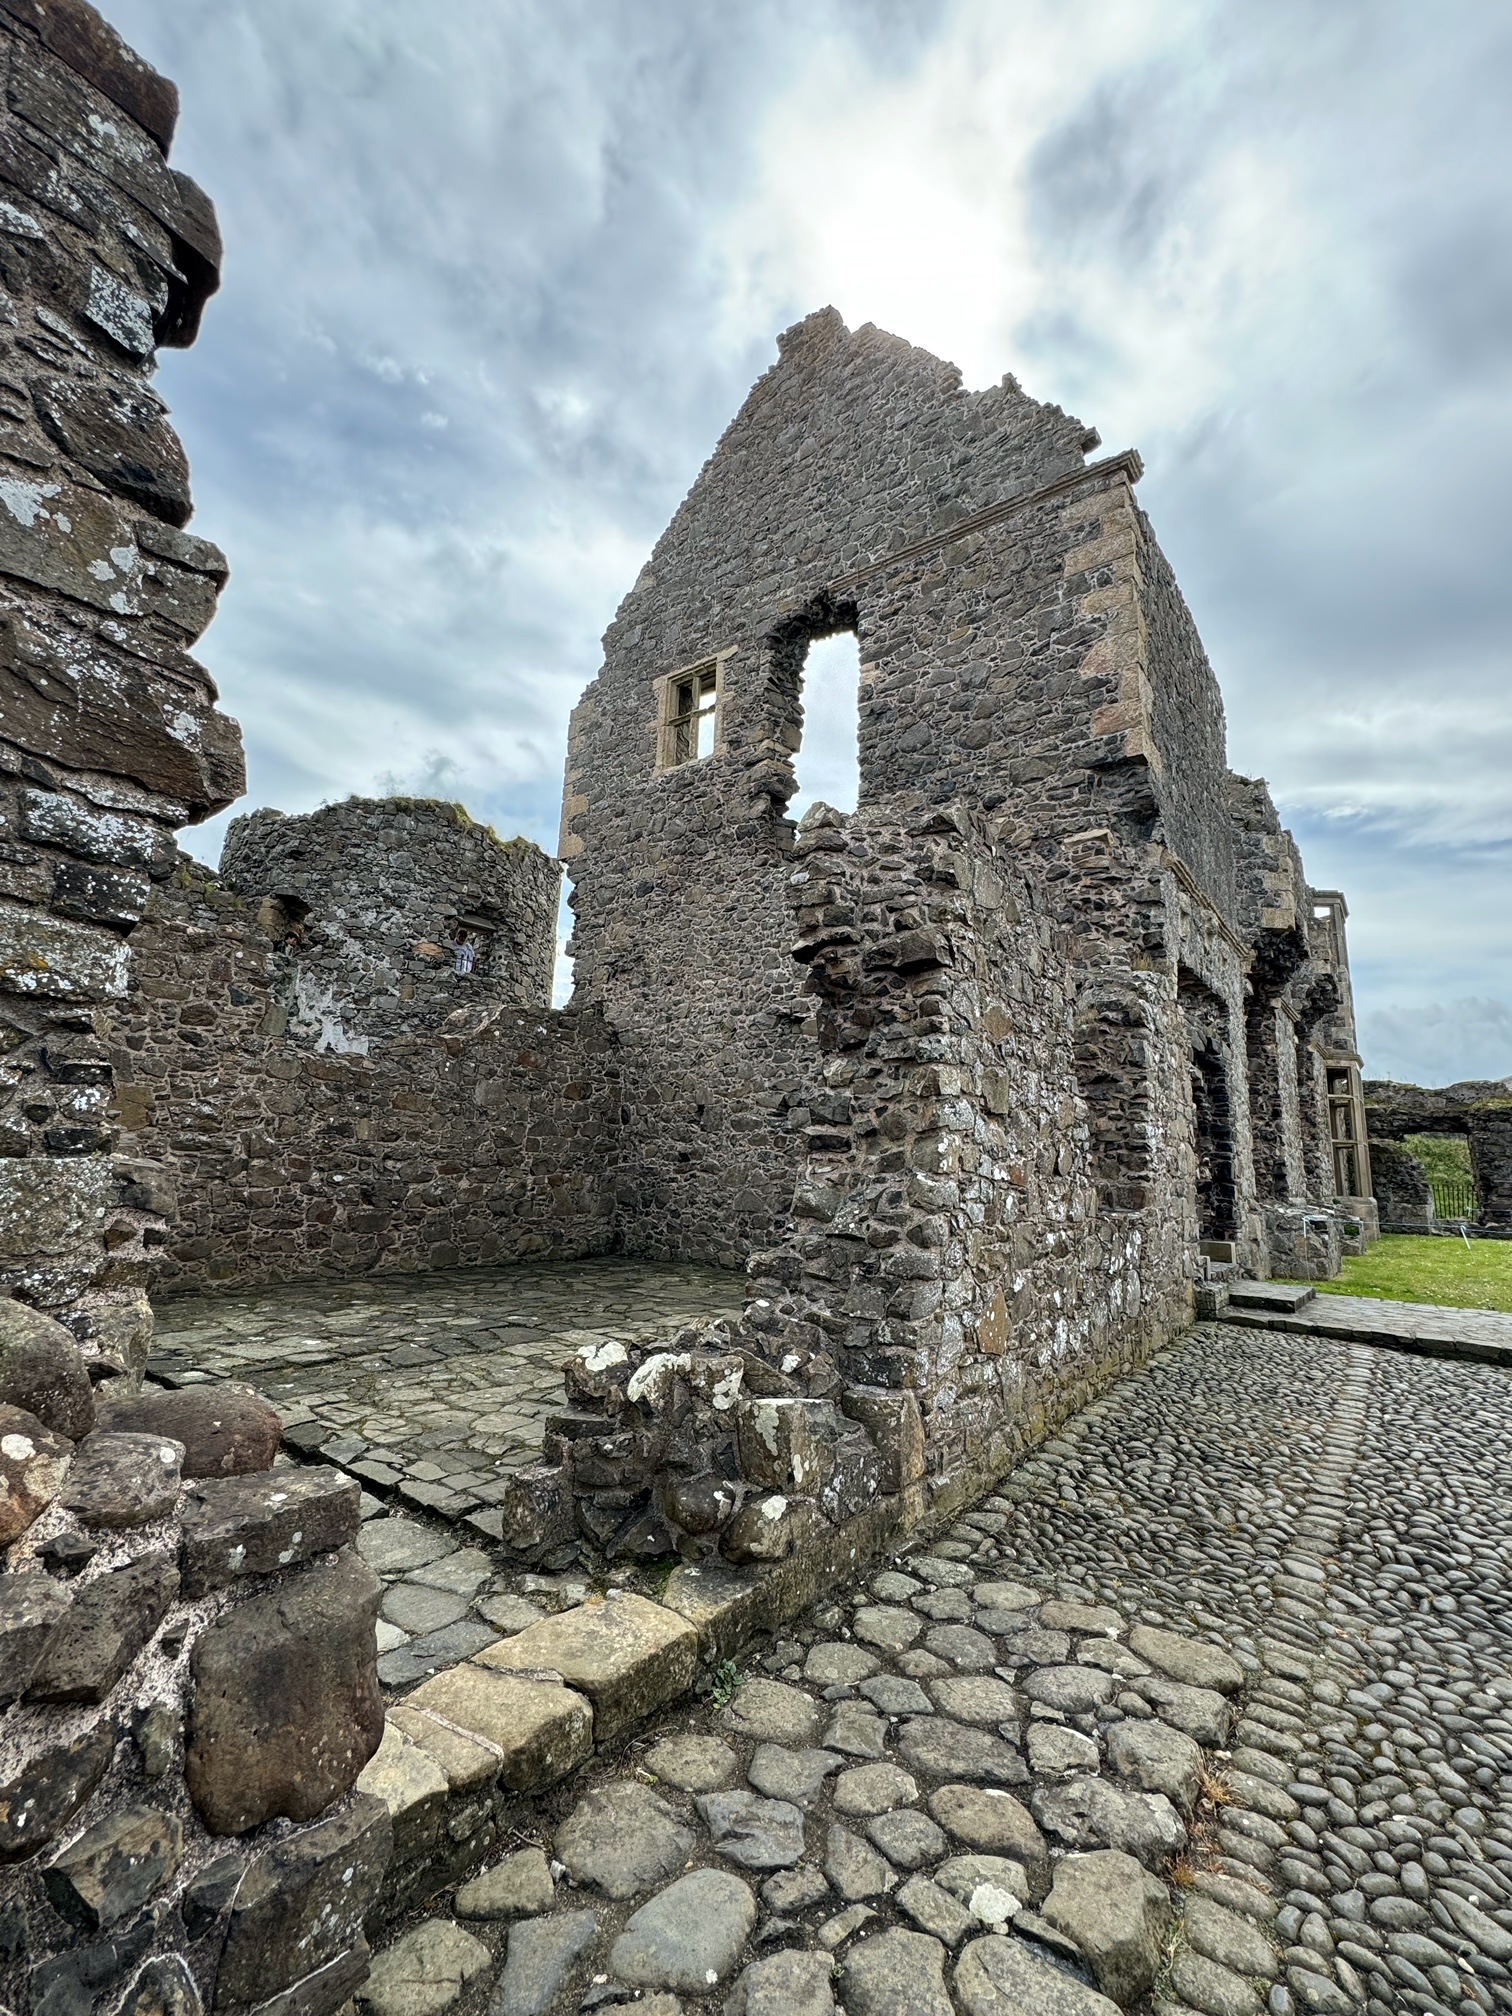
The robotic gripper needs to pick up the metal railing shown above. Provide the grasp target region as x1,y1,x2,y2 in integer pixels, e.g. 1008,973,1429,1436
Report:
1431,1177,1478,1223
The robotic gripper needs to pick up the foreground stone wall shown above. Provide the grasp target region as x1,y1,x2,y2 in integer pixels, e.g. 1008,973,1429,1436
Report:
0,1297,390,2016
0,0,244,1343
112,857,619,1293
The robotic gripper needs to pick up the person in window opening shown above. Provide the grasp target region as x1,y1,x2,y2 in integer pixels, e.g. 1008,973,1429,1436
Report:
452,931,478,976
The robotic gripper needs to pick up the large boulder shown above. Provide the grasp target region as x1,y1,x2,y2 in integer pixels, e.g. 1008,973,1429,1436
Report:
97,1383,281,1478
0,1403,73,1545
186,1550,384,1834
0,1300,94,1439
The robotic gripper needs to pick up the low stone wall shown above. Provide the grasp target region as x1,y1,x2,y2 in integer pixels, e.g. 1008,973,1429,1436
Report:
110,860,620,1293
0,1298,390,2016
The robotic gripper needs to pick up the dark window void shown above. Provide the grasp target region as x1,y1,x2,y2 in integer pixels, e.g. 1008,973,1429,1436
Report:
790,629,861,823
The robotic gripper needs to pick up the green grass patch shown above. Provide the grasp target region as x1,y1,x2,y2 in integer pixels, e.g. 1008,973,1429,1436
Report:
1292,1234,1512,1313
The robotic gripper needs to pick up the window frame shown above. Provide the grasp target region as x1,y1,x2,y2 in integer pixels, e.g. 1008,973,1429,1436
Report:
654,648,735,774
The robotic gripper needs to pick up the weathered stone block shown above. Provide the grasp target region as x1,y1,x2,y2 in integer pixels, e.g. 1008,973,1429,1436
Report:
401,1664,593,1792
0,1570,73,1704
26,1547,178,1703
841,1387,925,1490
215,1793,392,2014
477,1591,697,1742
178,1466,360,1597
43,1802,184,1932
0,1401,72,1543
60,1428,184,1527
97,1382,281,1476
0,1297,95,1437
0,1721,115,1863
186,1550,384,1834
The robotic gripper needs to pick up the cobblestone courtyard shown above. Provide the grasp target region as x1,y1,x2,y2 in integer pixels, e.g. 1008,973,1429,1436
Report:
274,1291,1512,2016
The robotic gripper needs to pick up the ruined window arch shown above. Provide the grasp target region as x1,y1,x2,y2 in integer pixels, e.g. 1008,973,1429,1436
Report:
764,593,861,821
1180,973,1238,1246
1074,983,1154,1213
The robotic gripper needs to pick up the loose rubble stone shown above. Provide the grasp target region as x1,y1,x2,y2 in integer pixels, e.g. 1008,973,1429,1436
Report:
851,1606,922,1654
806,1641,881,1686
824,1702,889,1758
42,1803,183,1932
26,1548,177,1703
1020,1666,1114,1716
896,1875,975,1944
217,1794,392,2014
610,1868,757,1991
833,1763,919,1817
726,1947,837,2016
96,1384,281,1476
934,1859,1035,1909
186,1550,384,1833
1105,1717,1203,1812
359,1520,455,1575
722,1677,821,1746
929,1787,1048,1880
118,1954,203,2016
645,1733,738,1791
0,1302,94,1439
60,1430,183,1527
825,1822,898,1901
0,1571,72,1704
898,1719,1027,1785
866,1807,949,1870
556,1780,694,1899
762,1865,831,1913
1129,1675,1230,1746
748,1744,841,1806
0,1404,71,1545
1025,1725,1098,1776
481,1593,698,1742
1168,1950,1263,2016
928,1677,1020,1729
821,1903,878,1949
360,1919,492,2016
178,1467,360,1597
455,1848,555,1920
1125,1626,1244,1697
859,1675,933,1716
954,1934,1120,2016
1042,1850,1170,2006
495,1909,599,2016
1183,1895,1277,1979
1031,1777,1185,1868
841,1927,952,2016
697,1789,807,1869
0,1722,115,1863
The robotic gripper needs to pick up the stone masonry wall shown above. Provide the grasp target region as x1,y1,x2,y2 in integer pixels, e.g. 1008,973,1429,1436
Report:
111,858,619,1293
0,0,244,1347
1366,1078,1512,1235
1,1296,390,2016
219,797,560,1051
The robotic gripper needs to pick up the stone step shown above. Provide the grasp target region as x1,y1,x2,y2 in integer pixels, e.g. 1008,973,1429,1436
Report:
1226,1280,1317,1312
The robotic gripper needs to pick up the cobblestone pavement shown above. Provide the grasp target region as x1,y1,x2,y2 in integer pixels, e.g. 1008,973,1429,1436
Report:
351,1318,1512,2016
149,1259,744,1520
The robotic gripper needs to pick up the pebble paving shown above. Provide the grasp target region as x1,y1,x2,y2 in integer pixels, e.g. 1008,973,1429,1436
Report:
348,1316,1512,2016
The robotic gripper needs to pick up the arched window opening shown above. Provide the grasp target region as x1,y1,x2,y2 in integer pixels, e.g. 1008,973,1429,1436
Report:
789,629,861,823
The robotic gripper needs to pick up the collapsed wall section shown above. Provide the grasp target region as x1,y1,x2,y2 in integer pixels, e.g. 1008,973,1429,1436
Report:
0,0,244,1349
219,797,561,1049
112,859,619,1293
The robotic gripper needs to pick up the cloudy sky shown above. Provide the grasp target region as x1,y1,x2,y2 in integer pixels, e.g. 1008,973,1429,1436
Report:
109,0,1511,1085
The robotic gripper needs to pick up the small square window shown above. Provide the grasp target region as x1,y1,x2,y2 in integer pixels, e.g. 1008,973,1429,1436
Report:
659,659,721,769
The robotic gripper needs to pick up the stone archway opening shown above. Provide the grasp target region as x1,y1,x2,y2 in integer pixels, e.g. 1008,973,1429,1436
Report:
789,629,862,823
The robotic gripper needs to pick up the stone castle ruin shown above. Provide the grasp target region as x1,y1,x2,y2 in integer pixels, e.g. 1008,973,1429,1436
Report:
4,4,1480,2014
